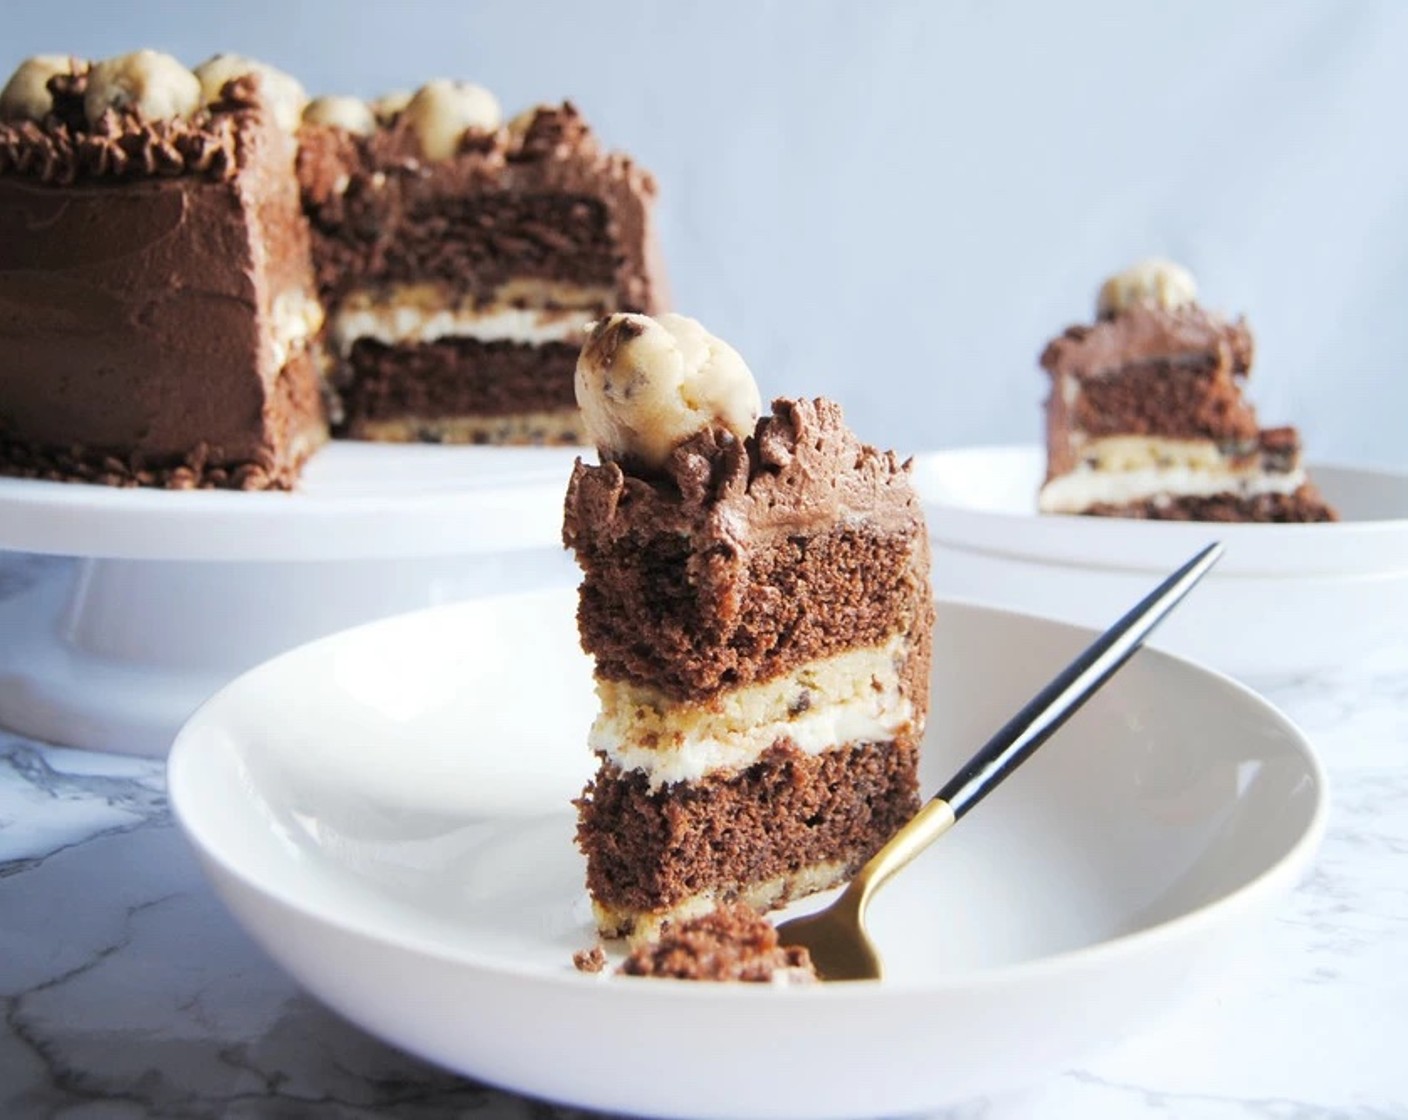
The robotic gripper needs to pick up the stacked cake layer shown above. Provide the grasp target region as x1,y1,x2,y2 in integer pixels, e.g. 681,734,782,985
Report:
1039,260,1336,522
564,314,932,940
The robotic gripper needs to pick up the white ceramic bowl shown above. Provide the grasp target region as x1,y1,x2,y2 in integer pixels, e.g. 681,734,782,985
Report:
913,445,1408,679
169,590,1325,1120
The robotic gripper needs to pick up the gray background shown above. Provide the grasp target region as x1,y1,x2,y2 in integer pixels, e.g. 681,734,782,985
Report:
7,0,1404,466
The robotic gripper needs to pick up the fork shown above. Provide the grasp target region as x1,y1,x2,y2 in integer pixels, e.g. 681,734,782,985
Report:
775,541,1225,981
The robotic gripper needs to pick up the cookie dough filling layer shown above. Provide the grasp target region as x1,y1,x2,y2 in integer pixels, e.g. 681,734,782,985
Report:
592,636,917,789
328,281,611,354
1038,435,1307,513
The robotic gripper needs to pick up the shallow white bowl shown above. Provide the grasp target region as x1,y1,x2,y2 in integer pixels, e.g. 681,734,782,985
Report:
168,590,1324,1120
913,445,1408,679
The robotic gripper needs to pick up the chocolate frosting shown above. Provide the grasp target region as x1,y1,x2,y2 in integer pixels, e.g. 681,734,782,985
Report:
0,72,274,185
297,102,665,312
1041,304,1254,381
0,75,327,487
564,397,924,557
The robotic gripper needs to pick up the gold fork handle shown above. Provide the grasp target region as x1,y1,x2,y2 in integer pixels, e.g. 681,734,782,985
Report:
844,798,957,913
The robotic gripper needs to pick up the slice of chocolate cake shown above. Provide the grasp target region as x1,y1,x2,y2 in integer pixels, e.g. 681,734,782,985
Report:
1038,259,1336,522
0,52,326,489
564,313,933,942
297,88,665,445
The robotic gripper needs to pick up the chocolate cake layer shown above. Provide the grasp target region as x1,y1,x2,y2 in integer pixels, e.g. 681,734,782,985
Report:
577,521,930,700
1083,484,1336,522
340,338,578,425
298,103,665,313
576,740,920,917
0,73,327,489
1071,362,1262,443
617,902,816,982
326,191,619,300
1041,304,1254,382
564,398,933,700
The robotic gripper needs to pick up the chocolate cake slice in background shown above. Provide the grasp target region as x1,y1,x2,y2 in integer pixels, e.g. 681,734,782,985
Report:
298,88,666,446
0,51,327,489
564,312,932,942
1038,259,1336,522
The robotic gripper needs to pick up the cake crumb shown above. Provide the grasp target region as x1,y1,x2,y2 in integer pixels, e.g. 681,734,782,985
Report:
617,902,817,983
572,945,607,974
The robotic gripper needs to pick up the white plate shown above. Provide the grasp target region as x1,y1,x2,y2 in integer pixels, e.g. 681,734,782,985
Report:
914,445,1408,678
169,590,1325,1119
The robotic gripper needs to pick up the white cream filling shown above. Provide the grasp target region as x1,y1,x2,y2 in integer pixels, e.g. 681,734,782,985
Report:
331,303,591,355
1040,458,1305,513
592,639,915,790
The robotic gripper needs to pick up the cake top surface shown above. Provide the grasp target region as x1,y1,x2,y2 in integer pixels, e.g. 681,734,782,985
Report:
565,313,922,549
1041,260,1254,382
0,51,300,184
564,389,924,552
616,903,817,983
0,52,646,192
296,96,656,200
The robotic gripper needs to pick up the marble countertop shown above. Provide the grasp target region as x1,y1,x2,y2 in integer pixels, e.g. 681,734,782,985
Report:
1,555,1405,1120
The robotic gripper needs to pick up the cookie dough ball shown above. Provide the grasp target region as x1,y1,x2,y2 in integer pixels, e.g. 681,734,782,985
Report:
404,80,502,160
302,95,376,135
0,55,74,121
576,313,761,468
371,89,412,123
1097,258,1199,318
194,53,308,131
84,50,201,125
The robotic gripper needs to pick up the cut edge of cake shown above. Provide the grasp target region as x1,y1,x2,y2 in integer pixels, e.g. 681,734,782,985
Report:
296,88,666,447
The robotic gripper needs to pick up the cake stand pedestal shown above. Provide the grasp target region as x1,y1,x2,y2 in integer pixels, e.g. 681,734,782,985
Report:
0,444,583,755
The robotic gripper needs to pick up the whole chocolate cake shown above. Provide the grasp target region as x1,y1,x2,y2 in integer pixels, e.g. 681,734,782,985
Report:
564,312,933,942
1038,259,1337,521
0,52,326,489
0,50,667,488
297,90,665,445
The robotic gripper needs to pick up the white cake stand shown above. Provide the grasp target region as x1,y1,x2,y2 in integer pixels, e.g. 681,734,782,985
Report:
0,443,586,755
